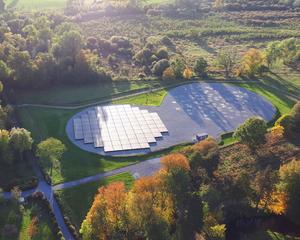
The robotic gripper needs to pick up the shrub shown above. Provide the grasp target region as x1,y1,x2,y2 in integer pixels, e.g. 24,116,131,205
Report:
162,67,174,80
194,57,208,77
134,48,152,65
290,101,300,132
171,58,185,79
183,67,193,79
156,48,169,60
110,36,132,49
233,117,267,148
275,114,295,138
160,36,173,46
151,59,170,76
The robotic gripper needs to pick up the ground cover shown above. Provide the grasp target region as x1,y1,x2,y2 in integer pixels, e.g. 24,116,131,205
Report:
4,0,67,10
54,172,134,229
0,199,57,240
240,229,300,240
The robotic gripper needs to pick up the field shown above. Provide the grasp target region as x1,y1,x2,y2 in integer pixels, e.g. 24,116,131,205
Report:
4,0,67,10
55,172,134,229
0,200,57,240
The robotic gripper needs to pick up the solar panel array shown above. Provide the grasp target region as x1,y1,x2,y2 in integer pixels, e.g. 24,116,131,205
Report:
73,105,168,152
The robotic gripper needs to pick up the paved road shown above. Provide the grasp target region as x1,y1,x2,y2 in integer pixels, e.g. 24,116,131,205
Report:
4,157,162,240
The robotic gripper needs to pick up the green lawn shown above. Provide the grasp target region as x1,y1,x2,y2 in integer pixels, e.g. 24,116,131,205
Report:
5,0,67,10
18,105,187,184
15,80,163,106
55,172,134,229
0,200,56,240
113,89,168,106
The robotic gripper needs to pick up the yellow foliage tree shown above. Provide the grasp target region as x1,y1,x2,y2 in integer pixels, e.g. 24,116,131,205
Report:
239,48,267,77
183,67,193,80
162,67,174,80
260,191,287,215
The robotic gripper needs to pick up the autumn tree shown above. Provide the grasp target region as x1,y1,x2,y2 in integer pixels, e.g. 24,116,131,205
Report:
239,48,266,77
183,67,193,80
233,117,267,149
36,138,66,177
80,182,129,240
161,154,203,239
9,127,33,161
278,160,300,224
128,175,173,239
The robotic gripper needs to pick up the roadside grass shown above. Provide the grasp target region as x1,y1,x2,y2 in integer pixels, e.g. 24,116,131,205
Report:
5,0,67,10
17,105,187,184
55,172,134,229
0,200,56,240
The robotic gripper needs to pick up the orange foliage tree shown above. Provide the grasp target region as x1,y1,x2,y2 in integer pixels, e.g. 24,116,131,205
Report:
238,48,266,77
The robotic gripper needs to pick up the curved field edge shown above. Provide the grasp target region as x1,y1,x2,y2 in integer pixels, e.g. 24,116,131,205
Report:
16,82,295,184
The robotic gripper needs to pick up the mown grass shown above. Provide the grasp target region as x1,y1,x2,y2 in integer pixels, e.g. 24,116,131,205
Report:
55,172,134,229
15,80,163,105
113,89,168,106
5,0,67,10
0,200,56,240
17,105,187,184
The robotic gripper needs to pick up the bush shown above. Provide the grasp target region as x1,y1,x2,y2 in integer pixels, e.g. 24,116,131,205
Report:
160,36,173,46
156,48,169,60
233,117,267,148
134,48,152,65
275,114,295,138
162,67,174,80
110,36,132,49
151,59,170,76
290,101,300,132
194,57,208,77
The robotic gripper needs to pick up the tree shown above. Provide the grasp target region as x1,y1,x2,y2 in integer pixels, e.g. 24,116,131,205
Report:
161,154,203,239
80,182,129,240
0,60,11,81
36,138,66,177
290,101,300,132
275,114,295,138
171,58,185,79
9,128,33,161
216,49,237,78
278,160,300,224
183,67,193,80
233,117,267,149
152,59,170,77
265,41,282,67
194,57,208,77
0,129,13,165
239,48,266,77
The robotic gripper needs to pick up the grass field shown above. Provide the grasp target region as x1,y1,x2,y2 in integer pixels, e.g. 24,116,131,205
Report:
55,172,134,229
0,200,56,240
15,80,163,105
5,0,67,10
